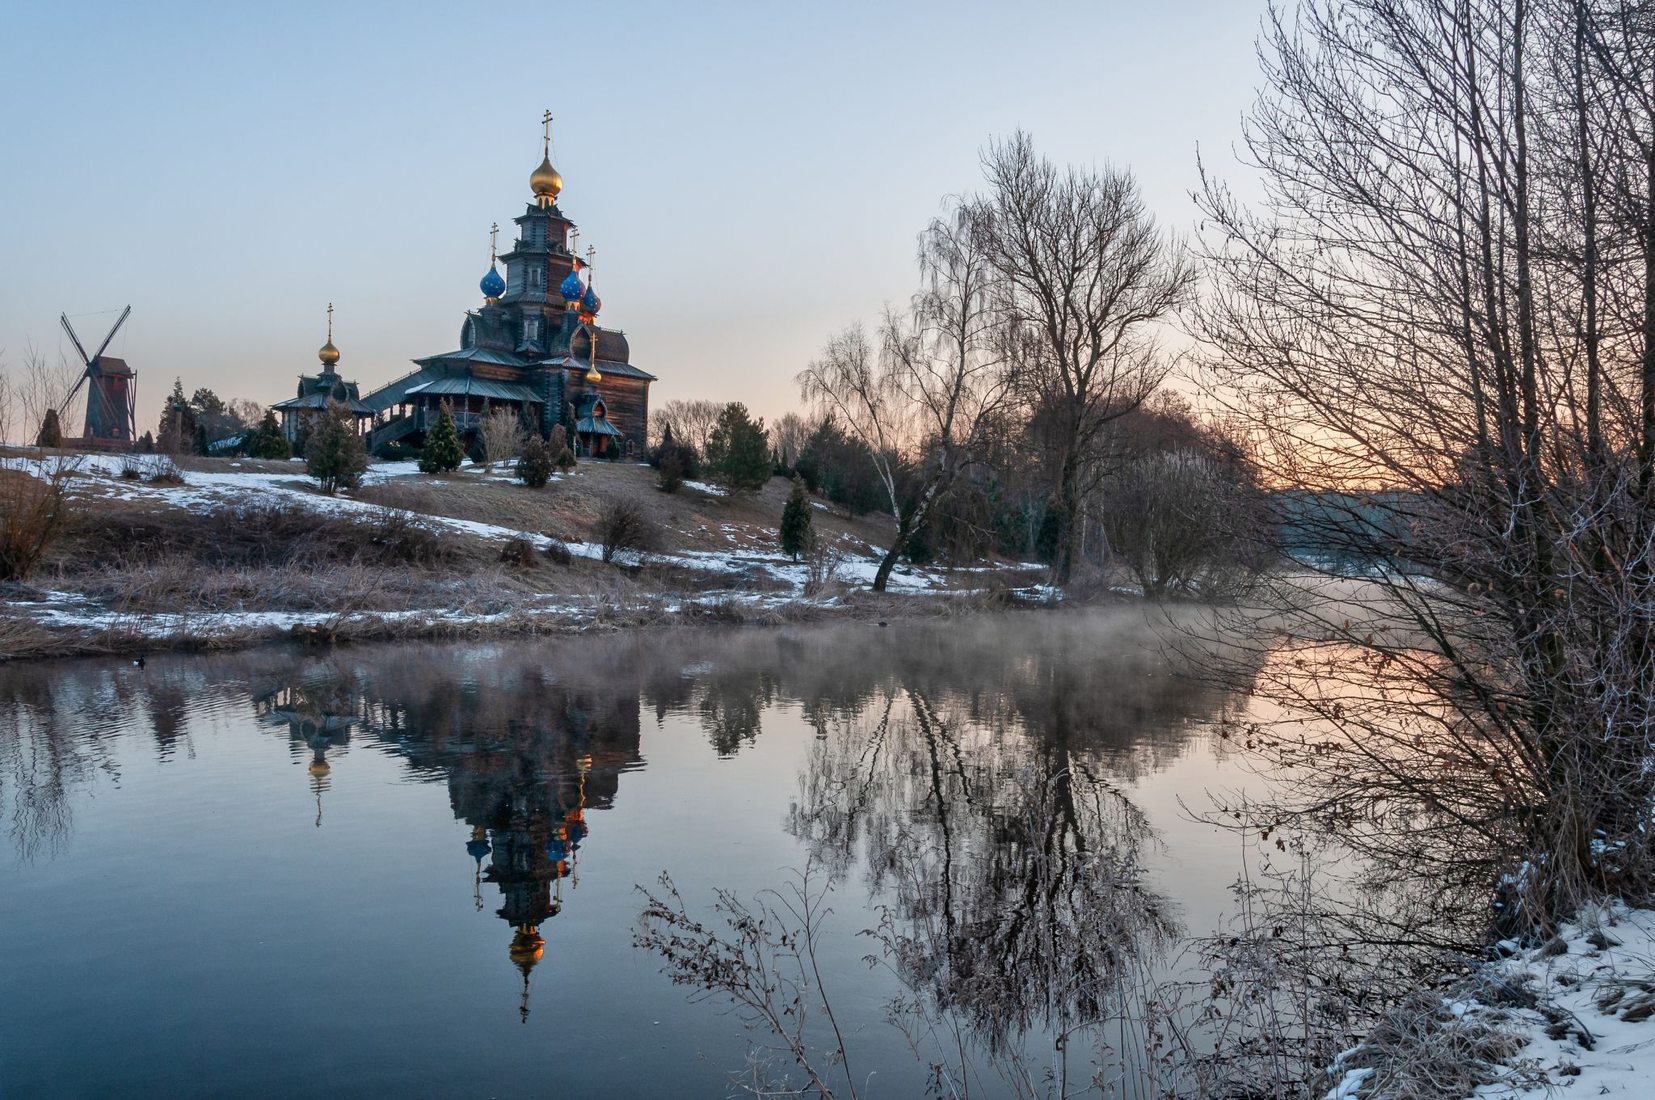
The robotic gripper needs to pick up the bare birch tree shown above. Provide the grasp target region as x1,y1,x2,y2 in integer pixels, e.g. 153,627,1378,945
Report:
968,132,1194,585
800,207,1011,591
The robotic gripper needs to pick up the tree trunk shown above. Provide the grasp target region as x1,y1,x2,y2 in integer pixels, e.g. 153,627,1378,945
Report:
871,535,905,592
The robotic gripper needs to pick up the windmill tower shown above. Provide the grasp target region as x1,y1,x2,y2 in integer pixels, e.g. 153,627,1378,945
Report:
59,306,136,449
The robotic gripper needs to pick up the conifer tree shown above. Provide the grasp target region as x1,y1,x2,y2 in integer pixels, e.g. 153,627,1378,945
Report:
516,433,554,488
704,402,772,495
780,475,813,560
549,426,576,473
35,408,62,448
157,377,196,454
657,447,684,493
419,402,465,473
305,404,368,494
249,410,292,459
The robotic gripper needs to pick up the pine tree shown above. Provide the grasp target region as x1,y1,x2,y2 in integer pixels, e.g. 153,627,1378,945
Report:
249,410,292,459
780,475,813,560
704,402,772,495
419,402,465,473
304,403,368,494
657,447,684,493
157,377,196,454
516,433,554,488
35,408,62,448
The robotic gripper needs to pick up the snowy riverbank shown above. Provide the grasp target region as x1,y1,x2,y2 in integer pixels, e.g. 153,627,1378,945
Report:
1324,906,1655,1098
0,452,1057,659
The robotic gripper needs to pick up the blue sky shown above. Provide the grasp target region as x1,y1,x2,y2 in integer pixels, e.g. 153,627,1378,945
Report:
0,1,1268,427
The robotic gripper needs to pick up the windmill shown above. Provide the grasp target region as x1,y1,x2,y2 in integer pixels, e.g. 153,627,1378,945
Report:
59,306,136,449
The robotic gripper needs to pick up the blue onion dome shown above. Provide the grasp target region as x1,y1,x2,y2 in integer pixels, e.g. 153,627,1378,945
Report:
580,285,601,316
479,264,506,300
560,267,585,304
466,837,492,862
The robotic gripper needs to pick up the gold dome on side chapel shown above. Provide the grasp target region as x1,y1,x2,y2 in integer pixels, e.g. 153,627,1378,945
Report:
318,340,341,367
530,155,563,201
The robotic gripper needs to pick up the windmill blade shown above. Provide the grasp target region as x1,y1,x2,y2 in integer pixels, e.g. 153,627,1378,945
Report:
91,305,132,361
60,313,92,367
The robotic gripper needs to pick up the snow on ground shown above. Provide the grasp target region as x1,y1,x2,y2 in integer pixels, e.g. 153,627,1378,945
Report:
1471,906,1655,1096
1,453,1047,646
16,452,1036,596
1323,905,1655,1098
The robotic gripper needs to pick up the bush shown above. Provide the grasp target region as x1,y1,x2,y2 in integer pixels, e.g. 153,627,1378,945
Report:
0,462,76,582
596,500,658,563
479,407,524,472
780,475,812,560
704,402,772,495
419,402,465,474
304,405,369,494
516,434,554,488
499,536,537,568
555,447,577,473
543,538,573,566
374,439,420,462
145,457,185,486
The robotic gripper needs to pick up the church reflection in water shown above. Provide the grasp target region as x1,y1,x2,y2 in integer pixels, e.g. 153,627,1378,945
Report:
250,658,643,1021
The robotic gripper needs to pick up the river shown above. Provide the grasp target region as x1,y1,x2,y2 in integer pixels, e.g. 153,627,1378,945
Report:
0,609,1272,1098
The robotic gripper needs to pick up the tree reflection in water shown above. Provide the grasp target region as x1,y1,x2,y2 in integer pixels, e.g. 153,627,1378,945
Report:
785,637,1221,1080
0,611,1261,1081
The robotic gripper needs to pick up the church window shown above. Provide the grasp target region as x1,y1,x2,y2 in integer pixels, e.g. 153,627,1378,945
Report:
530,265,543,289
525,318,539,343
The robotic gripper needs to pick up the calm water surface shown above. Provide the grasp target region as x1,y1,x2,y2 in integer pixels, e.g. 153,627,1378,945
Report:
0,611,1264,1098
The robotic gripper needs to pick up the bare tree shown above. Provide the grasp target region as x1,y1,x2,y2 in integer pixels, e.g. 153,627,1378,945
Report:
967,132,1194,585
596,499,658,563
478,406,524,473
800,207,1012,591
1194,0,1655,930
770,412,809,468
17,347,82,448
652,398,724,458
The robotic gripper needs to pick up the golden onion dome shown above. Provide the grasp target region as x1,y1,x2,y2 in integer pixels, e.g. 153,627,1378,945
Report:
318,340,341,367
530,155,563,201
308,760,331,777
510,927,546,972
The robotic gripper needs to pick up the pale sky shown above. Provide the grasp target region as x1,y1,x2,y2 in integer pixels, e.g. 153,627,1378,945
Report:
0,1,1268,430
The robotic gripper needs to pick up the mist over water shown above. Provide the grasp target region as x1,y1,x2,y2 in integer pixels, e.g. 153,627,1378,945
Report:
0,610,1267,1098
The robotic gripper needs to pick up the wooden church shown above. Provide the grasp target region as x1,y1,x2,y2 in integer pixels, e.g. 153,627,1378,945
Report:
361,114,654,457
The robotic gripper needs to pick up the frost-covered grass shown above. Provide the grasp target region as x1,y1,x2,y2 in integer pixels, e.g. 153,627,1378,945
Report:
1323,905,1655,1098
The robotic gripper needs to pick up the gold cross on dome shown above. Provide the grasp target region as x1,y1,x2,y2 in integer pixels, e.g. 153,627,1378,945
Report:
541,110,553,154
489,222,499,260
326,302,333,339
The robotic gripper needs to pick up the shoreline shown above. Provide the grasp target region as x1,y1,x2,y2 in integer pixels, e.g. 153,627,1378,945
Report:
0,584,1068,664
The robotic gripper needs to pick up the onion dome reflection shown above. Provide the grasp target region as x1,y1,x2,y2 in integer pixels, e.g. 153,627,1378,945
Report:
252,674,359,829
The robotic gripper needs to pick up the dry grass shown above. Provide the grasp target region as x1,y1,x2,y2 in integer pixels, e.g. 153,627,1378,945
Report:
63,502,468,573
1336,980,1540,1099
